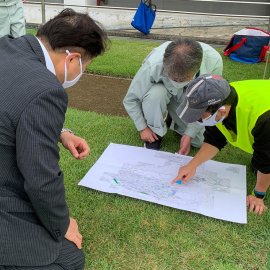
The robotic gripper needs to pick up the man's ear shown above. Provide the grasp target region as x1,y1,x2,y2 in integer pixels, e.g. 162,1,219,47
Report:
65,52,81,65
219,106,227,117
70,53,81,62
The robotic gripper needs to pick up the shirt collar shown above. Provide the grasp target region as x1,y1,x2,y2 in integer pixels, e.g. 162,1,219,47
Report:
35,36,56,75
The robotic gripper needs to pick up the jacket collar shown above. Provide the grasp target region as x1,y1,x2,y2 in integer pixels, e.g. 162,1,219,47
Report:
23,35,46,66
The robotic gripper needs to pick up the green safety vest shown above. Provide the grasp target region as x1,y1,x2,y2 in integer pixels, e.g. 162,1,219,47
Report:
216,80,270,154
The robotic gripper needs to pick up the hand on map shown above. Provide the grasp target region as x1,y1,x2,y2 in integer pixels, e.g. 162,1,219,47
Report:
178,135,192,155
246,195,267,215
140,127,158,143
171,163,196,184
60,132,90,160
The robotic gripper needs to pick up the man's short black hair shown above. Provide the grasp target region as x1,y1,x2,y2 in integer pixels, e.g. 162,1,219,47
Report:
37,8,108,59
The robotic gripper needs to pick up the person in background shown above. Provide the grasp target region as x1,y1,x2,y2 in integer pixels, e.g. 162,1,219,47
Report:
0,8,108,269
123,38,223,154
172,74,269,215
0,0,26,38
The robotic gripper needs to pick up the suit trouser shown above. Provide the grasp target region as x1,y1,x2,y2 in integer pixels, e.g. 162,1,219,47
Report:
0,239,84,270
0,1,25,38
141,83,204,148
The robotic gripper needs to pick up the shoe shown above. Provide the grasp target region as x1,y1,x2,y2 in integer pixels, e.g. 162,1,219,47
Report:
144,135,162,150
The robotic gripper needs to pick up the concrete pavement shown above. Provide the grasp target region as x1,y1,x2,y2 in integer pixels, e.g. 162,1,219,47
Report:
108,24,270,45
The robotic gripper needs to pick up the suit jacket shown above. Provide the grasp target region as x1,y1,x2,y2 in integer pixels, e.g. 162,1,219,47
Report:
0,35,70,266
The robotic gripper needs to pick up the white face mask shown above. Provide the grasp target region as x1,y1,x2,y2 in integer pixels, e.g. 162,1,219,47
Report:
169,78,190,89
198,106,226,126
62,50,83,89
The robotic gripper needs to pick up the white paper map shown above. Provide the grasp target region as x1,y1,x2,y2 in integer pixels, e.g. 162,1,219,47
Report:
79,143,247,223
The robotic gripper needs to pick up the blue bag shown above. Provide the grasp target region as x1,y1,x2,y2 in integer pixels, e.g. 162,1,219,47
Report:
224,28,270,64
131,0,156,35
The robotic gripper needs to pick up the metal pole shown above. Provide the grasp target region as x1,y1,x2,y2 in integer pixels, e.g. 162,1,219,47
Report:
268,17,270,32
41,0,45,24
263,51,269,79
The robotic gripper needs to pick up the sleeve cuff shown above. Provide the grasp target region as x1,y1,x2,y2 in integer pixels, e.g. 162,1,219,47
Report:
135,121,148,132
184,123,204,139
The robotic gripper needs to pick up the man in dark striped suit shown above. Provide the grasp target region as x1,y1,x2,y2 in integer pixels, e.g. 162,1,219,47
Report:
0,8,108,269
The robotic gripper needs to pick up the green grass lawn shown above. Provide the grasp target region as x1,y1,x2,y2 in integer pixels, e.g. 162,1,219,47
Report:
64,39,269,270
87,38,267,81
27,28,270,269
62,110,269,270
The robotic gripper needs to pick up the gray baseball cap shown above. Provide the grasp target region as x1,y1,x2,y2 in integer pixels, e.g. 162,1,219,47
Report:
176,74,231,123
